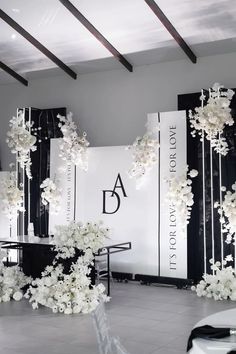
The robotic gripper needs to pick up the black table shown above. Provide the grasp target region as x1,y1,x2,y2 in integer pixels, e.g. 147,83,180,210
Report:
0,236,131,296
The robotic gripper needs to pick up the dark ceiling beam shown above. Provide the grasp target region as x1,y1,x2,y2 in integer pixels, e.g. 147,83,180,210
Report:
58,0,133,72
0,9,77,79
144,0,197,64
0,61,28,86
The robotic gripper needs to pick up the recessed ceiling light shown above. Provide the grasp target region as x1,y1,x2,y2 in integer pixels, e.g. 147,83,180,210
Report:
12,8,20,13
11,34,17,40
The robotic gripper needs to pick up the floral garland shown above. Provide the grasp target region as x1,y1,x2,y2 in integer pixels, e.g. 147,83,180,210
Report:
0,171,24,224
127,133,159,189
40,178,62,215
165,167,198,229
6,111,37,179
215,183,236,245
189,83,234,156
25,221,110,314
57,112,89,171
191,257,236,301
0,248,31,303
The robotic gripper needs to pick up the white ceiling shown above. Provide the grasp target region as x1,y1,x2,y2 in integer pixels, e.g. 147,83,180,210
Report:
1,0,236,84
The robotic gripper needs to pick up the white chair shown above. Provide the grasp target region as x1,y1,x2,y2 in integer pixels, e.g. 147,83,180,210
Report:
92,301,130,354
95,256,113,283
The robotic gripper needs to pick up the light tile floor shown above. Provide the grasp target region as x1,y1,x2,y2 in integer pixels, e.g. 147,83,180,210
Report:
0,282,235,354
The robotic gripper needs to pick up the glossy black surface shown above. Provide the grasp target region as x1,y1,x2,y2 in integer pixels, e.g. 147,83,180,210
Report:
178,89,236,280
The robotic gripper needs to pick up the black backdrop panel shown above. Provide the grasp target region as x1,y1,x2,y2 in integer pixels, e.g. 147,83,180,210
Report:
178,90,236,280
30,107,65,236
21,107,66,236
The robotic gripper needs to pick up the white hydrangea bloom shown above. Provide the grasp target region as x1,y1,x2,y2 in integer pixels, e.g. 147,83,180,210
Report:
189,83,234,156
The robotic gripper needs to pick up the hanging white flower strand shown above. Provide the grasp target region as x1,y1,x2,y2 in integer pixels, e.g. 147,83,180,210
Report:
215,182,236,245
6,110,37,179
189,83,234,156
57,112,89,171
0,171,24,224
127,132,159,189
40,178,62,215
165,167,198,230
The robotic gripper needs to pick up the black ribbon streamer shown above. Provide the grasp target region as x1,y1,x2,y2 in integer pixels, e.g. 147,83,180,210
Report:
187,325,230,351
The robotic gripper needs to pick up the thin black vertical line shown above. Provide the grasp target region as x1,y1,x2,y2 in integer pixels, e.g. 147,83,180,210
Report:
28,107,31,227
16,163,20,235
39,111,42,236
16,108,20,236
158,112,161,276
51,109,56,138
45,111,49,235
22,108,25,235
73,166,76,221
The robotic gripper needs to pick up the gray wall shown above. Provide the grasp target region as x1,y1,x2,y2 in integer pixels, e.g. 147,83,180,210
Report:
1,51,236,170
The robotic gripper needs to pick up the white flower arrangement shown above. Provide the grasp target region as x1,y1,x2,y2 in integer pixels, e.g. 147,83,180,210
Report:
40,178,62,215
191,257,236,301
6,111,37,179
25,257,108,314
127,133,159,189
52,221,109,259
165,167,198,229
0,249,31,303
25,221,110,314
0,171,24,223
215,182,236,245
57,112,89,171
189,83,234,156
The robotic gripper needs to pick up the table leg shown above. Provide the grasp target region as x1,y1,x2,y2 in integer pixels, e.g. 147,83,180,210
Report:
6,250,9,266
107,251,110,296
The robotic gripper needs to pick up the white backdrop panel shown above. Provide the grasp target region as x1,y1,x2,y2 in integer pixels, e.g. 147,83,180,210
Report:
159,110,187,278
75,146,159,276
49,111,188,279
